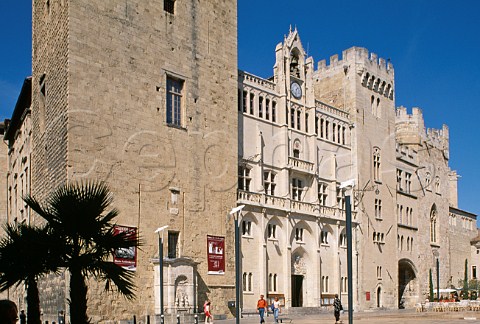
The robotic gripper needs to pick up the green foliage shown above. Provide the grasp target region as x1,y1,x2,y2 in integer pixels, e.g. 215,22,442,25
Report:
469,279,479,290
0,223,59,324
462,259,469,299
471,290,477,300
429,269,434,302
24,181,141,324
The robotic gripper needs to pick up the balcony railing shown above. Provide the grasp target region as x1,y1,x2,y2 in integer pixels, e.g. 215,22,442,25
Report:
240,71,276,91
315,100,349,120
237,190,355,220
288,157,315,174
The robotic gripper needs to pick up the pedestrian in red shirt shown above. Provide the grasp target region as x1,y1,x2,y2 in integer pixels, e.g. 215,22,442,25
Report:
257,294,267,323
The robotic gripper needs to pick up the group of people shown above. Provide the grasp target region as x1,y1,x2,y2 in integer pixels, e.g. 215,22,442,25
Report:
0,299,26,324
256,294,281,323
204,293,343,324
2,294,342,324
258,293,343,324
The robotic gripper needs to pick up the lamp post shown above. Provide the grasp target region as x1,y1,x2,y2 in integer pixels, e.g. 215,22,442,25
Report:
155,225,169,318
229,205,245,324
436,258,440,301
340,179,355,324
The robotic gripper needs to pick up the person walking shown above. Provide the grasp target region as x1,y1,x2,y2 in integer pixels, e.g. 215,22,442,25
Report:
204,299,213,324
257,294,267,323
333,294,343,324
273,297,281,323
19,310,26,324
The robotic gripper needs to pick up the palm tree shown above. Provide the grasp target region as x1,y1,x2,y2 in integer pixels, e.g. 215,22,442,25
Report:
0,223,60,324
24,181,141,324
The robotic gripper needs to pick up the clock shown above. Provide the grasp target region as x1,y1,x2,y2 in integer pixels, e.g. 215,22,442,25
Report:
291,81,302,99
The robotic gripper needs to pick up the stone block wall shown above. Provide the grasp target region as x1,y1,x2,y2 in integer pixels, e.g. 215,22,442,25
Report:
31,0,238,321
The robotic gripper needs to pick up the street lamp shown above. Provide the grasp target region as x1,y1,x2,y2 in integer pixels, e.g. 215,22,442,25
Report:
155,225,169,318
340,179,355,324
229,205,245,324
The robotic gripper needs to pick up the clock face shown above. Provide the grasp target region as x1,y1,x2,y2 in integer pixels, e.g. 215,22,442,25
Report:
291,82,302,99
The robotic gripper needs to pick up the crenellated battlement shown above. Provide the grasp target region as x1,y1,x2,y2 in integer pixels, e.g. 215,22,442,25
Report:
426,124,449,152
395,106,425,146
395,106,449,158
316,47,395,100
316,46,394,76
395,106,424,124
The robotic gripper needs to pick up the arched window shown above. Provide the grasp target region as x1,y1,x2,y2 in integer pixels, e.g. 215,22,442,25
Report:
290,50,300,78
373,147,381,181
425,172,432,190
376,98,381,118
435,177,441,194
243,272,253,292
430,205,437,243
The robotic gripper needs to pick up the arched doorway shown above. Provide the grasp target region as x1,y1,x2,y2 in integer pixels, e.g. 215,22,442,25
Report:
377,286,381,308
398,258,418,308
291,249,308,307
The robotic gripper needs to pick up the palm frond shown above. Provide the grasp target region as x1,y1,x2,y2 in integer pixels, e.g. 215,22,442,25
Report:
0,223,61,292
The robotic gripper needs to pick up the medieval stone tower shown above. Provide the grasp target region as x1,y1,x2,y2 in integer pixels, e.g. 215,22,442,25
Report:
31,0,238,321
314,48,398,308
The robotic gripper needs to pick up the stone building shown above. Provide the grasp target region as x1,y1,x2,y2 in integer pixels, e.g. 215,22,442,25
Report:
2,1,477,322
11,0,239,322
4,77,32,227
471,230,480,285
0,77,31,304
236,28,477,312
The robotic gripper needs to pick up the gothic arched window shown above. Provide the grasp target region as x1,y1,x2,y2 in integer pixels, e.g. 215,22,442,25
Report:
430,205,437,243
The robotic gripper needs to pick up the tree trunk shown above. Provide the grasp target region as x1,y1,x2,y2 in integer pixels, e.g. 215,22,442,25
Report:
429,269,434,302
26,276,42,324
69,267,90,324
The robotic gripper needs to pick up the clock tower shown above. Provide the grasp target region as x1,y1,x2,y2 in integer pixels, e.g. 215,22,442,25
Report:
273,27,315,127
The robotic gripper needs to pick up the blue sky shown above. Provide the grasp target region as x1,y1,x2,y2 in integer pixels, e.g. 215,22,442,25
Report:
1,1,479,222
241,1,480,223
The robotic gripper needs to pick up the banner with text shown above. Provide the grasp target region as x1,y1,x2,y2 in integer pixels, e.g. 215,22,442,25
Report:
113,225,137,271
207,235,225,275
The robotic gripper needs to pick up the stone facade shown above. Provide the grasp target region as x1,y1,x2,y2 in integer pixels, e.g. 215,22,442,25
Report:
3,3,478,322
1,77,32,306
237,28,477,312
0,121,8,302
471,230,480,285
27,0,238,322
4,77,32,226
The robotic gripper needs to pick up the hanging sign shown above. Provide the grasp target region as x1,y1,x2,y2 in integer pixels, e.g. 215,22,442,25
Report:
113,225,137,271
207,235,225,275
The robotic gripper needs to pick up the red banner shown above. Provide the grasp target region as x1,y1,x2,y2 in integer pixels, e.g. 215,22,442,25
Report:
207,235,225,275
113,225,137,271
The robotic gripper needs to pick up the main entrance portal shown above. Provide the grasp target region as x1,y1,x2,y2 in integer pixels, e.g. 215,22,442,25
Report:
291,275,303,307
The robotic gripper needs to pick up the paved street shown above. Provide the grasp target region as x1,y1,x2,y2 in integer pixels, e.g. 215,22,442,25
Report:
215,309,480,324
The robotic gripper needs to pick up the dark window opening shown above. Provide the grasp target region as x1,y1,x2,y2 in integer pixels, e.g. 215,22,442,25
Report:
168,231,179,258
164,0,175,14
